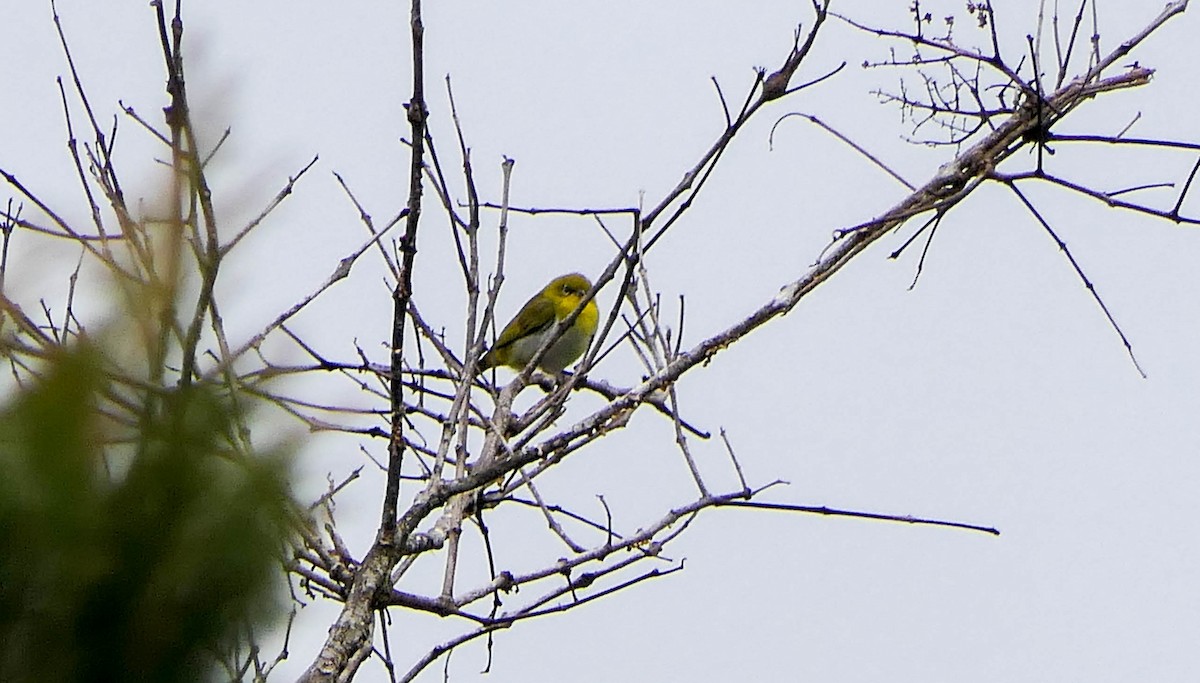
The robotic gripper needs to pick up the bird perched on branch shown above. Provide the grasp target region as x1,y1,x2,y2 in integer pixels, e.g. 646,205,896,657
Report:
480,273,599,373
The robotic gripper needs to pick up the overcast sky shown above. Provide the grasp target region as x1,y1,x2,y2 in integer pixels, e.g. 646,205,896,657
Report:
3,1,1199,681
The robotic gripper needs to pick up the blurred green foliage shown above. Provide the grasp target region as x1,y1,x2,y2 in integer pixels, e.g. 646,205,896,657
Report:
0,346,293,682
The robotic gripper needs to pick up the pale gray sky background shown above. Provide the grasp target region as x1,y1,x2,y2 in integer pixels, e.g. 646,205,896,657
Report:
2,1,1199,681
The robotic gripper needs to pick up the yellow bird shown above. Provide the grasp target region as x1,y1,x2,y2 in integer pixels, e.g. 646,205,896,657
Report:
480,273,599,373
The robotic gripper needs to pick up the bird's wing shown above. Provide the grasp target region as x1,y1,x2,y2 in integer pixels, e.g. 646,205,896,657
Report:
492,292,556,352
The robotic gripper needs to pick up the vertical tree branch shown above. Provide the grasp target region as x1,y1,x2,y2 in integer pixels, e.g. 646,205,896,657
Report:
298,3,427,681
382,0,427,539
